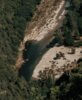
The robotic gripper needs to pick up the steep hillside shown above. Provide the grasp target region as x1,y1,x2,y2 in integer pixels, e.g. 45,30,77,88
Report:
0,0,82,99
0,0,41,99
17,0,82,80
16,0,66,68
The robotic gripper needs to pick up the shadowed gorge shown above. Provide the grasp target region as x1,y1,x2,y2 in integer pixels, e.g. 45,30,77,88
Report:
19,33,54,80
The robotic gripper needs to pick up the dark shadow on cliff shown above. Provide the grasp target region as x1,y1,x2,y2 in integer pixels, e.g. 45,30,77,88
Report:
19,34,56,81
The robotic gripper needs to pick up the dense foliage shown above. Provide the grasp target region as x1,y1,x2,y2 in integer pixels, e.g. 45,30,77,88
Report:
48,0,82,47
0,0,41,99
0,0,41,68
0,0,82,100
27,62,82,100
63,0,82,46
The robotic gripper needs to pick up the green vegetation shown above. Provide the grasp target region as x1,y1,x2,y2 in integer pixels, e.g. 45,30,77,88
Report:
27,62,82,100
63,0,82,46
0,0,82,99
48,0,82,47
1,62,82,100
0,0,41,68
0,0,41,99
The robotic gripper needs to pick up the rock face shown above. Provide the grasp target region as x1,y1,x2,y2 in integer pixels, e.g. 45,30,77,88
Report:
24,0,66,42
16,0,82,80
16,0,66,69
32,46,82,79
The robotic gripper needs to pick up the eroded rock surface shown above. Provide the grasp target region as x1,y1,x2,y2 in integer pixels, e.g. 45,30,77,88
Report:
15,0,82,80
